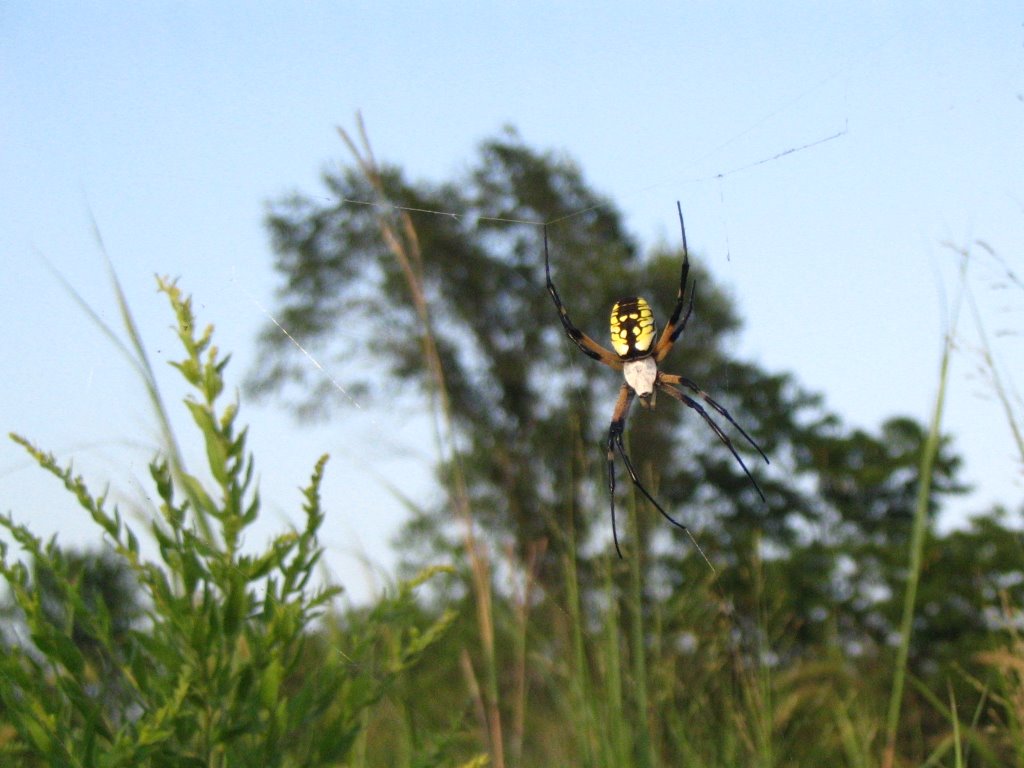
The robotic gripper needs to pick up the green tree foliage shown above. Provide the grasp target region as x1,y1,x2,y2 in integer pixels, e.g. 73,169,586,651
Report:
249,128,971,570
250,128,835,573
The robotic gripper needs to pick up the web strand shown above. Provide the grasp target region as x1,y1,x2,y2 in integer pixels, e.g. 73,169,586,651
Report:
327,125,847,231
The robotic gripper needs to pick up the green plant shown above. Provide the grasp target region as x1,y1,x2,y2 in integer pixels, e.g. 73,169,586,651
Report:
0,277,455,766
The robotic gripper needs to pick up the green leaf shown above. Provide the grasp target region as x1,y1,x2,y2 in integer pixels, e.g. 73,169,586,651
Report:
259,657,283,710
30,631,84,676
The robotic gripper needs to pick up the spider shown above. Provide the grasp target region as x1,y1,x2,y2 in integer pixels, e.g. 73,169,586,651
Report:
544,202,769,558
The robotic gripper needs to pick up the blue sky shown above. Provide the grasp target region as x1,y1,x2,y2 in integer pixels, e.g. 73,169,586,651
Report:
2,4,1022,601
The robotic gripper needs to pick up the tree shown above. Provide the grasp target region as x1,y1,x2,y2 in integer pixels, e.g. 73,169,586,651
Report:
253,128,825,568
249,125,969,642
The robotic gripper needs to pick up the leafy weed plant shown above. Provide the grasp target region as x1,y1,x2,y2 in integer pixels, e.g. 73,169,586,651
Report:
0,277,455,767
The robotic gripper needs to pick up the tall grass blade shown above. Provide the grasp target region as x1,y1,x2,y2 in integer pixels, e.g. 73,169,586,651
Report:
881,256,965,767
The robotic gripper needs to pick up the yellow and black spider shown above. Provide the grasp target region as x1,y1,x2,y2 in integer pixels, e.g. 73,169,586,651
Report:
544,202,769,558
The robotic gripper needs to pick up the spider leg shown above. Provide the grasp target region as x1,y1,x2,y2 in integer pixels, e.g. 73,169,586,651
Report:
654,202,695,362
658,379,767,501
659,373,770,464
606,385,634,558
608,384,693,558
544,226,623,369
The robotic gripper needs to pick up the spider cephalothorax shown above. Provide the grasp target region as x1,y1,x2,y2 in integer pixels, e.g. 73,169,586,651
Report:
544,202,769,558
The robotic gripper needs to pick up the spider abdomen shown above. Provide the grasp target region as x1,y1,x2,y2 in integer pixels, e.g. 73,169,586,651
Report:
610,297,656,359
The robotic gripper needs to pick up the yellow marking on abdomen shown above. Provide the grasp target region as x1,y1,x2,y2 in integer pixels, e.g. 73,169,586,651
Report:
610,297,656,358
